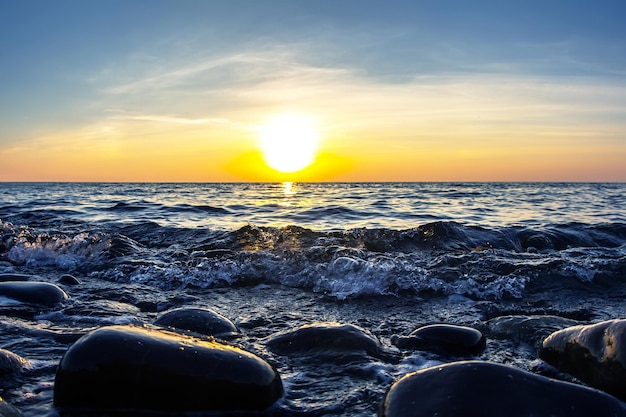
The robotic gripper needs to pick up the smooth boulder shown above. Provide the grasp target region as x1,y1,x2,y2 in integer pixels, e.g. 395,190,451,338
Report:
540,319,626,400
392,324,486,355
266,322,383,358
54,325,283,413
154,307,239,338
0,281,68,307
380,360,626,417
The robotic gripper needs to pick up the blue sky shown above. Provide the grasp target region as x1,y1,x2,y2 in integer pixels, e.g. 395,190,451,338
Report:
1,0,625,181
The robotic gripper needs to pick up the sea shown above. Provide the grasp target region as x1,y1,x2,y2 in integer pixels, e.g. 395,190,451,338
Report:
0,182,625,416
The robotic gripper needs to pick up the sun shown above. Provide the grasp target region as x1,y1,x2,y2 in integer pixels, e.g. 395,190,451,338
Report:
257,114,320,173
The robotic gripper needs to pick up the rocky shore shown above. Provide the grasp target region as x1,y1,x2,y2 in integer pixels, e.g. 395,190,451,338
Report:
1,273,626,416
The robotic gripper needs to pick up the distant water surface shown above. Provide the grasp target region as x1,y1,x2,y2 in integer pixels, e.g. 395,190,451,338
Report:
1,182,623,230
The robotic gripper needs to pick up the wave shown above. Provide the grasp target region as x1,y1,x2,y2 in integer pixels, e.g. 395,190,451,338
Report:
1,220,624,301
107,201,154,212
167,204,231,215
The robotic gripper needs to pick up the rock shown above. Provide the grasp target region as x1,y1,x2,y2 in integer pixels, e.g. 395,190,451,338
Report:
487,315,580,346
540,319,626,400
0,274,30,282
380,360,626,417
57,274,81,286
266,322,383,358
0,281,68,307
53,325,283,413
0,397,23,417
154,307,239,338
392,324,486,355
0,349,26,375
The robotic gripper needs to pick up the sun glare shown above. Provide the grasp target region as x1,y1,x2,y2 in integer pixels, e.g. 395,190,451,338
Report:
258,115,320,173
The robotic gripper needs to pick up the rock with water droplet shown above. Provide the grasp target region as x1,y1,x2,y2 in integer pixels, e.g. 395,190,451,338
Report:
0,281,68,307
540,319,626,400
54,325,283,414
154,307,239,338
392,324,486,355
380,360,626,417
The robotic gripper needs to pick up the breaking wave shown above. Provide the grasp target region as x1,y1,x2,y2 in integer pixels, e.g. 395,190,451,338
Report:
2,220,624,301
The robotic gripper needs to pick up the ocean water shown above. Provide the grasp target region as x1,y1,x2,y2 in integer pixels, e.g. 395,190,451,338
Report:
0,182,625,416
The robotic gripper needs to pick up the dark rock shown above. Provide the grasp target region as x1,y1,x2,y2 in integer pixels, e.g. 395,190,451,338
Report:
53,325,283,413
487,315,580,347
540,319,626,400
154,307,239,338
0,397,23,417
57,274,81,286
266,322,383,358
392,324,486,355
0,281,68,307
0,274,30,282
380,360,626,417
0,349,26,375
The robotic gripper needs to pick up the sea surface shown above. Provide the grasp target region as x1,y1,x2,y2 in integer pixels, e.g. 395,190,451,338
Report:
0,182,625,416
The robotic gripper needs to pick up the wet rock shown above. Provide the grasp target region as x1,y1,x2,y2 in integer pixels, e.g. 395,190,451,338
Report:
0,281,68,307
0,349,26,375
392,324,486,355
380,360,626,417
154,307,239,338
266,322,383,358
0,274,30,282
54,325,283,413
57,274,81,286
487,315,580,347
539,319,626,400
0,397,23,417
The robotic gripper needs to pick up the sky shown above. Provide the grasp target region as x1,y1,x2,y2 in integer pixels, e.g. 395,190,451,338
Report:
1,0,625,182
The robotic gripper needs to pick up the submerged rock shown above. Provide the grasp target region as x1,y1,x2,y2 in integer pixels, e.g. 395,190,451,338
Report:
392,324,486,355
540,319,626,400
0,397,23,417
0,349,27,375
154,307,239,338
266,322,383,358
0,281,68,307
54,325,283,413
487,315,580,346
380,360,626,417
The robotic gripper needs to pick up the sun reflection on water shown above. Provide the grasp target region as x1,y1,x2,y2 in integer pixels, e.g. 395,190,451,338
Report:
280,181,296,207
283,181,295,196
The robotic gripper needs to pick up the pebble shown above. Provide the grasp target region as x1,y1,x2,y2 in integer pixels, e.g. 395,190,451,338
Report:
391,323,486,355
154,307,239,338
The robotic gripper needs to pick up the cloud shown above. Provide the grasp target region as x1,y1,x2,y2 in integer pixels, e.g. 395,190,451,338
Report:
107,112,234,126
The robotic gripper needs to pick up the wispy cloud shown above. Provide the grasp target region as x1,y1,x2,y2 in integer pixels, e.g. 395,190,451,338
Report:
108,112,234,126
